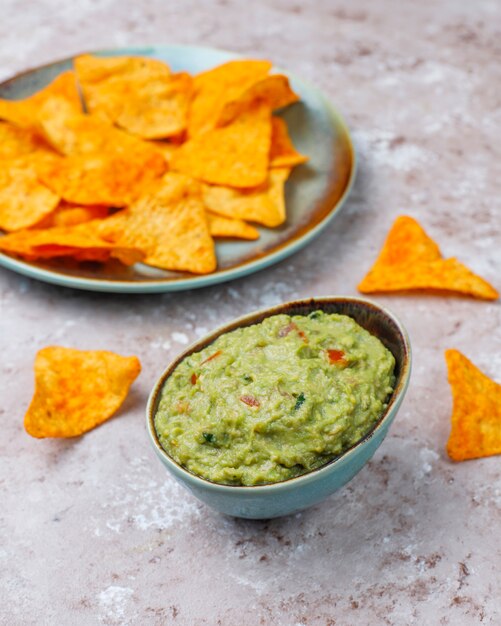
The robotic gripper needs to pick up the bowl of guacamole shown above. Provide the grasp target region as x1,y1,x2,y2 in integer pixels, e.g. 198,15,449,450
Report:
147,296,411,519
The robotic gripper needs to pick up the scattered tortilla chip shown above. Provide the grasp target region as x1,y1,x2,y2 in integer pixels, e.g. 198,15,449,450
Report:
24,346,141,438
35,152,164,207
0,71,82,129
202,168,291,227
217,74,299,127
0,159,59,231
207,212,260,240
445,349,501,461
0,222,144,265
97,173,216,274
188,59,272,136
269,116,308,167
358,216,499,300
171,101,272,188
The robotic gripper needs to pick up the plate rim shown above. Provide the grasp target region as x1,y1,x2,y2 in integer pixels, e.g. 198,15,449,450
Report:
0,44,357,293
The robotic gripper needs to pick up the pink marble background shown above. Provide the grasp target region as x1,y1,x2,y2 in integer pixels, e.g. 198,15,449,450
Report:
1,0,500,624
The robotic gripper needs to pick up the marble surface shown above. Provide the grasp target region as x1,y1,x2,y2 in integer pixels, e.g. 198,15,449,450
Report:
1,1,500,624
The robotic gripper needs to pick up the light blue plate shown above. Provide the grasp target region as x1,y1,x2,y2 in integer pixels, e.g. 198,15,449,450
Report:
0,45,356,293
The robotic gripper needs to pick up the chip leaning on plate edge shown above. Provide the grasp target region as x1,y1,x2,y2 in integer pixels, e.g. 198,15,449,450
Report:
0,53,310,276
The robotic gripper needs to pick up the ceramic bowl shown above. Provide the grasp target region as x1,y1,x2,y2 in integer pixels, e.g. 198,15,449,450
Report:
146,296,411,519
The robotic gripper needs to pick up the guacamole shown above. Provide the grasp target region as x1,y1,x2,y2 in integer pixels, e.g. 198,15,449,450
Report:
154,311,395,486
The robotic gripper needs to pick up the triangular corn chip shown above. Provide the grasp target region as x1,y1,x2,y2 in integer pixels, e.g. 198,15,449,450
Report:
188,59,272,136
35,152,164,207
37,202,109,228
207,212,260,240
269,116,308,167
358,216,498,300
0,159,59,231
0,222,144,265
0,71,82,129
202,168,290,227
24,347,141,438
171,101,272,188
217,74,299,127
446,349,501,461
97,173,216,274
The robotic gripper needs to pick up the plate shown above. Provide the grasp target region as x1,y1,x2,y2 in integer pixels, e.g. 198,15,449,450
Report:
0,45,355,293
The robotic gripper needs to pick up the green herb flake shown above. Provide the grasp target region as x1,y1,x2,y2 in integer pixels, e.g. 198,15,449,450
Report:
202,432,216,444
294,392,306,411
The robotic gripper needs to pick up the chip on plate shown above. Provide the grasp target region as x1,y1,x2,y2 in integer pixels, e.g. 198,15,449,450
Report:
171,101,272,188
35,152,164,207
358,216,499,300
207,212,260,240
269,116,308,167
38,202,110,228
24,346,141,438
188,59,272,136
217,74,299,127
202,168,291,227
97,172,216,273
0,71,82,129
0,121,49,159
0,159,60,231
0,222,144,265
445,349,501,461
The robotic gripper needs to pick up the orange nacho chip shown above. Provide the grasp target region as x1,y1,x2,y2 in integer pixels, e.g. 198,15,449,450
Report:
188,59,272,136
269,116,308,167
207,212,260,240
75,54,192,139
0,71,82,129
97,173,216,274
35,152,164,207
202,168,291,227
358,216,499,300
445,349,501,461
24,347,141,438
0,159,59,231
171,101,272,188
0,121,50,159
0,222,144,265
34,202,110,229
217,74,299,127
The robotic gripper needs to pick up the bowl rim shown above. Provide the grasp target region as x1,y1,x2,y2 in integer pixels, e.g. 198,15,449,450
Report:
146,295,412,492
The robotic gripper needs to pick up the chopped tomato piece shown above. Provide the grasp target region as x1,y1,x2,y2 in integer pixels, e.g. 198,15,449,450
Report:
240,395,260,407
190,373,197,385
327,349,346,364
278,322,297,337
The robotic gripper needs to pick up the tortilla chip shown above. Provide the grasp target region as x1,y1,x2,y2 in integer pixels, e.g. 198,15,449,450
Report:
202,168,290,227
188,59,272,136
97,173,216,274
269,117,308,167
0,71,81,129
77,63,193,139
171,101,272,188
0,159,59,231
0,121,50,159
36,202,110,228
445,349,501,461
358,216,499,300
24,346,141,438
35,152,164,207
0,222,144,265
207,212,260,240
217,74,299,127
75,54,171,86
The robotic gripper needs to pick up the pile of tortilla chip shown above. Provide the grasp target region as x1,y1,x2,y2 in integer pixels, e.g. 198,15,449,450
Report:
0,55,307,275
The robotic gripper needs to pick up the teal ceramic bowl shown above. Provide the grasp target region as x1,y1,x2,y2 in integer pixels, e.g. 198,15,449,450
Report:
146,296,411,519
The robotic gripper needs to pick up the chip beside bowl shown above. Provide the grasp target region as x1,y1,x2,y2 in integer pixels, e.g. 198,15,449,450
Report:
146,296,411,519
